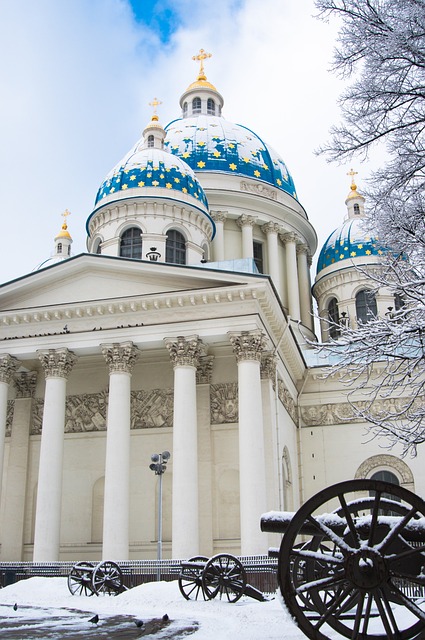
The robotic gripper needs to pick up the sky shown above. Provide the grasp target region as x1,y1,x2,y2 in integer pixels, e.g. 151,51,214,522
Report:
0,0,381,285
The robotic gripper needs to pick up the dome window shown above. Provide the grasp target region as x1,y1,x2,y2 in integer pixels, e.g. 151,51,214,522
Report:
207,98,215,115
355,289,377,324
120,227,143,260
67,245,71,256
166,229,186,265
57,243,63,254
183,101,188,117
192,97,201,114
327,297,340,338
353,203,360,215
147,134,154,148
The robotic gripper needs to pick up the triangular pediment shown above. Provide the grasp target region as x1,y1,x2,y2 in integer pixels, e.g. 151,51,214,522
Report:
0,253,265,311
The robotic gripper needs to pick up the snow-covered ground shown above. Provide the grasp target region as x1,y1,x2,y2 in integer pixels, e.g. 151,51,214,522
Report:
0,577,313,639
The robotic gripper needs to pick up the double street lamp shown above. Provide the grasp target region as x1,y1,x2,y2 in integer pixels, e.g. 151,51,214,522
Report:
149,451,170,580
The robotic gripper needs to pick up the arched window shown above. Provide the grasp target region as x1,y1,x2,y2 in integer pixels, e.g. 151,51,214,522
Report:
57,243,62,254
370,470,401,512
120,227,142,259
192,97,201,114
183,101,188,117
394,293,404,311
353,203,360,215
327,297,340,338
355,289,377,324
166,229,186,265
147,134,154,148
95,241,102,255
207,98,215,115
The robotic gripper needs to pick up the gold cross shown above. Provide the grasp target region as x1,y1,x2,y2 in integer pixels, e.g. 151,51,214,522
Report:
192,48,212,77
62,209,71,221
149,97,162,115
347,168,358,186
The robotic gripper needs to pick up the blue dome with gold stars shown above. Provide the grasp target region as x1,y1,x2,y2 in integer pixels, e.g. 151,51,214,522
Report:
164,115,297,199
94,145,208,210
316,217,387,275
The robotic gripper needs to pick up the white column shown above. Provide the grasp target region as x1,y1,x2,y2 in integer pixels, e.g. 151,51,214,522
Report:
33,348,77,561
210,211,227,262
101,342,139,560
281,232,301,320
297,244,314,330
164,335,205,558
2,372,37,560
237,215,256,259
0,355,21,504
262,222,281,293
229,330,268,555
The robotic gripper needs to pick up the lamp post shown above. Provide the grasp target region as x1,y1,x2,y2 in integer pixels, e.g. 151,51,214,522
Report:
149,451,170,580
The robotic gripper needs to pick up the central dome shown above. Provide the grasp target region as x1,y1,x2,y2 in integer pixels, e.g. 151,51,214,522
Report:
164,115,298,199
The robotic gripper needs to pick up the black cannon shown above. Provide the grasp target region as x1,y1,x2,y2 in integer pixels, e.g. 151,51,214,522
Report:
261,479,425,640
67,560,124,596
178,553,268,603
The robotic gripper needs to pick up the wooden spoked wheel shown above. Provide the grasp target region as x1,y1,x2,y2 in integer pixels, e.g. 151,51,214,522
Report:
202,553,247,602
178,556,209,600
279,479,425,640
91,560,123,596
67,561,96,596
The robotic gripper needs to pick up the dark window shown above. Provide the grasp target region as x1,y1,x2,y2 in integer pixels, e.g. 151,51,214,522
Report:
356,289,377,324
192,97,201,114
370,470,401,512
183,102,188,117
67,245,71,256
166,229,186,265
207,98,215,115
327,298,340,338
57,243,62,254
394,293,404,311
253,241,263,273
147,134,154,148
96,242,102,255
353,203,360,215
120,227,142,259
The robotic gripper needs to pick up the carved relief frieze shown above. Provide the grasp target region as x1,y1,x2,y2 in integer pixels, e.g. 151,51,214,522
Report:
300,397,420,427
6,400,13,436
31,388,175,434
210,383,238,424
240,181,277,200
131,389,174,429
277,379,298,424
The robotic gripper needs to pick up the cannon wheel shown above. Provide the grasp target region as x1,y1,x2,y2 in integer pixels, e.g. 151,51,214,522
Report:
279,479,425,640
67,561,96,596
202,553,247,602
178,556,209,600
91,560,123,596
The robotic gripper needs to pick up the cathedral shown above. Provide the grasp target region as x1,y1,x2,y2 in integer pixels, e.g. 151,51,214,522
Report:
0,51,422,563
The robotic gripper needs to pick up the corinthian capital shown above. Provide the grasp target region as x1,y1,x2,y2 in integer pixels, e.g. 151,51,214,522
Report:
38,348,77,379
279,231,299,245
236,214,256,229
101,342,139,374
0,354,21,384
261,222,280,235
164,335,206,368
228,330,268,363
210,211,227,223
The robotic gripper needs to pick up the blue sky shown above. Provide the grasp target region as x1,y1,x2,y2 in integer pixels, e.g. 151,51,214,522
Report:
0,0,383,284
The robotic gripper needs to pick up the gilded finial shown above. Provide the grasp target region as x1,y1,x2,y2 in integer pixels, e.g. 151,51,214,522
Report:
149,97,162,122
347,168,358,190
61,209,71,229
192,48,212,80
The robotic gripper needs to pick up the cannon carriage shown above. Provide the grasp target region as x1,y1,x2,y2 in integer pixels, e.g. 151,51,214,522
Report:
261,479,425,640
178,553,268,603
67,560,124,596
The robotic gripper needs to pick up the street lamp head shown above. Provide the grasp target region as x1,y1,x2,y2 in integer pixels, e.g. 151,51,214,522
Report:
149,463,157,472
151,453,160,463
162,451,171,461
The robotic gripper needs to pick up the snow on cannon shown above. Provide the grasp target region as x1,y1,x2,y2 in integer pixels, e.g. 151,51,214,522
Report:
178,553,269,603
67,560,124,596
261,479,425,640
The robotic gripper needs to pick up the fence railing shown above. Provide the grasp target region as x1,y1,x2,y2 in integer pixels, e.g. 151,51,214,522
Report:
0,555,279,594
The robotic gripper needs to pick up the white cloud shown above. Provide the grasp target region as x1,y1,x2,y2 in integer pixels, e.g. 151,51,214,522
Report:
0,0,379,284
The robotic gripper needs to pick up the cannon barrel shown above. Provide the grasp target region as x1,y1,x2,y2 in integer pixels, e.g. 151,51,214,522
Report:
261,510,425,542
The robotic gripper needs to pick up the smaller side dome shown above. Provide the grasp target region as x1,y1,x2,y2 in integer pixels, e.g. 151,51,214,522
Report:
179,49,224,118
34,210,73,271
